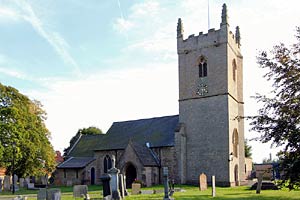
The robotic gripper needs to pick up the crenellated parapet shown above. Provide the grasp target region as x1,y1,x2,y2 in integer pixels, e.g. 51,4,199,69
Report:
177,3,241,56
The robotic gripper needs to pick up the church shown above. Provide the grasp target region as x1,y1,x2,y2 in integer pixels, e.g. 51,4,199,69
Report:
55,4,246,187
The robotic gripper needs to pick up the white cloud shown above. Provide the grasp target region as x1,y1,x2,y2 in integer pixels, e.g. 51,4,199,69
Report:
28,63,178,152
0,67,28,79
0,6,20,21
113,17,134,34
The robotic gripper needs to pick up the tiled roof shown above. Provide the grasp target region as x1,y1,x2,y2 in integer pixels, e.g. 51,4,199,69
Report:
96,115,179,151
57,157,95,169
68,115,179,157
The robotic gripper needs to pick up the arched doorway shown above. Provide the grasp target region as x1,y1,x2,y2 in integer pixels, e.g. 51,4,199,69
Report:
234,164,239,186
91,167,95,185
125,163,137,188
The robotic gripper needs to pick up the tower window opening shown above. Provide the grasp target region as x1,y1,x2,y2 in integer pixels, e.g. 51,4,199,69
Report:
199,62,208,77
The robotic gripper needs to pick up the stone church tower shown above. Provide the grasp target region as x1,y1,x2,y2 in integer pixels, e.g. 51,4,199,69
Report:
175,4,245,186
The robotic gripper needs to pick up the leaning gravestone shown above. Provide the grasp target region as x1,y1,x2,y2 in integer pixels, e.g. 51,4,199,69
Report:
199,173,207,191
47,188,61,200
3,175,11,191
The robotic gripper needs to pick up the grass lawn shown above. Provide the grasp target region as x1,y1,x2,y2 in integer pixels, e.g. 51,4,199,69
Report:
0,185,299,200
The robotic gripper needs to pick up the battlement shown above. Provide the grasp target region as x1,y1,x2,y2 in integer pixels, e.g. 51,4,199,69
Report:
177,3,241,54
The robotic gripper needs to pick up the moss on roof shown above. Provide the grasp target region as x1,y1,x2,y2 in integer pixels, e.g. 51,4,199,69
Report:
68,115,179,157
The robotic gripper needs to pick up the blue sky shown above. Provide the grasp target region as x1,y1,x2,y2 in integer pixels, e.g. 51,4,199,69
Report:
1,0,300,163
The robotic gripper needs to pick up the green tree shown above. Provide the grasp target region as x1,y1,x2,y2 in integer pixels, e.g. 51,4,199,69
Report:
244,140,252,158
63,126,103,156
0,83,55,177
250,27,300,189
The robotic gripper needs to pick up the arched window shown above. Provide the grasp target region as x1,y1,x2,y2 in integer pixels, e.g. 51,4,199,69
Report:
198,56,208,78
232,59,237,81
232,129,239,157
103,155,112,173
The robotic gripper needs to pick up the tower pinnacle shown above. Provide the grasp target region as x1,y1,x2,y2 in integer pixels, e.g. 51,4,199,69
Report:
177,18,184,38
220,3,228,26
235,26,241,47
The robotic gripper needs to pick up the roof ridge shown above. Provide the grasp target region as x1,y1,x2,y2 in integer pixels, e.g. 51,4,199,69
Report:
112,114,179,124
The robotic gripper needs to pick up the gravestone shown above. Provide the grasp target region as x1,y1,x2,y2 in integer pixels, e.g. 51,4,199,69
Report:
131,183,141,195
211,175,216,197
27,183,35,190
118,174,125,198
73,185,88,198
0,178,3,192
19,178,25,188
13,174,19,192
47,188,61,200
37,188,47,200
256,173,263,194
199,173,207,191
163,167,174,200
123,175,128,196
41,176,48,185
3,175,11,191
100,174,111,197
108,155,121,200
24,177,30,188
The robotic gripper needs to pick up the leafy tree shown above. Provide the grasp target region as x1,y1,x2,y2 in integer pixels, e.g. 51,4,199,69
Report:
0,83,56,177
249,27,300,189
244,140,252,158
63,126,103,156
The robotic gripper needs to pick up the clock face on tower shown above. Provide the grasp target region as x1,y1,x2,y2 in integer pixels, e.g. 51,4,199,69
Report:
196,78,208,96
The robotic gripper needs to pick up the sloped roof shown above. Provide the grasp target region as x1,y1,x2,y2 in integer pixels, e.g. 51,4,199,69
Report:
95,115,179,151
57,157,95,169
68,134,105,157
68,115,179,157
130,141,160,167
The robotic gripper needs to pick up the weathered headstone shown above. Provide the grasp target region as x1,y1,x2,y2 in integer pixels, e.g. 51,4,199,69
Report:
131,183,141,195
118,174,125,198
199,173,207,191
37,188,47,200
73,185,88,198
3,175,11,191
100,174,111,197
19,178,25,188
47,188,61,200
212,175,216,197
256,173,263,194
108,155,121,200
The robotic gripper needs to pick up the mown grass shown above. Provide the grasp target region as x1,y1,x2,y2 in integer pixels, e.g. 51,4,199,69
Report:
0,185,300,200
